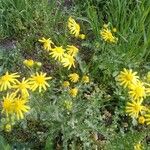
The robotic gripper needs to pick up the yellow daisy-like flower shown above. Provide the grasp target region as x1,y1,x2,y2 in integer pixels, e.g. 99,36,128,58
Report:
68,73,79,83
68,17,80,37
29,72,52,92
69,88,78,97
100,27,118,43
138,116,145,124
13,78,31,97
2,93,16,117
145,113,150,125
50,46,65,61
23,59,34,67
13,98,30,120
38,37,54,51
82,75,90,83
66,45,79,57
126,100,146,118
117,68,139,88
134,142,143,150
128,81,146,100
61,54,75,70
0,72,20,91
62,81,70,88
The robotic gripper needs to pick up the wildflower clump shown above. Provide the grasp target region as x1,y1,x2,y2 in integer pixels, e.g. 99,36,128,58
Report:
117,68,150,125
2,92,30,120
0,69,52,128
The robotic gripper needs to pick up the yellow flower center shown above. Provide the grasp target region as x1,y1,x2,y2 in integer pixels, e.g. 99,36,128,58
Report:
134,104,141,112
35,76,45,84
55,47,64,53
75,24,80,32
125,74,133,81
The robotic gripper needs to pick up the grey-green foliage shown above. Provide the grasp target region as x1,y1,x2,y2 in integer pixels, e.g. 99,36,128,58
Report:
0,135,11,150
105,130,150,150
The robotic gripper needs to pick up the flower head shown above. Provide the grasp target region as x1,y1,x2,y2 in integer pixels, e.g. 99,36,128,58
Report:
66,45,79,57
0,72,20,91
68,73,79,83
61,54,75,69
13,78,31,97
23,59,34,67
62,81,70,88
126,100,146,118
29,72,52,92
117,68,139,88
38,37,54,51
82,75,90,83
69,88,78,97
13,97,30,120
50,46,65,61
138,116,145,124
2,93,16,117
100,26,118,43
128,81,146,100
68,17,80,37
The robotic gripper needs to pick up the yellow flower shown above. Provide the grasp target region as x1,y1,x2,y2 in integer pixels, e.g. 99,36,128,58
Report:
29,72,52,92
78,34,85,39
69,88,78,97
100,27,118,43
128,82,146,100
0,72,20,91
38,37,54,51
64,100,73,111
126,100,146,118
82,75,90,83
13,98,30,120
62,81,70,88
23,59,34,67
66,45,79,57
5,124,12,132
68,73,79,83
50,46,65,61
68,17,80,37
117,68,139,88
13,78,31,97
61,54,75,70
145,113,150,125
2,93,16,117
134,142,143,150
138,116,145,124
